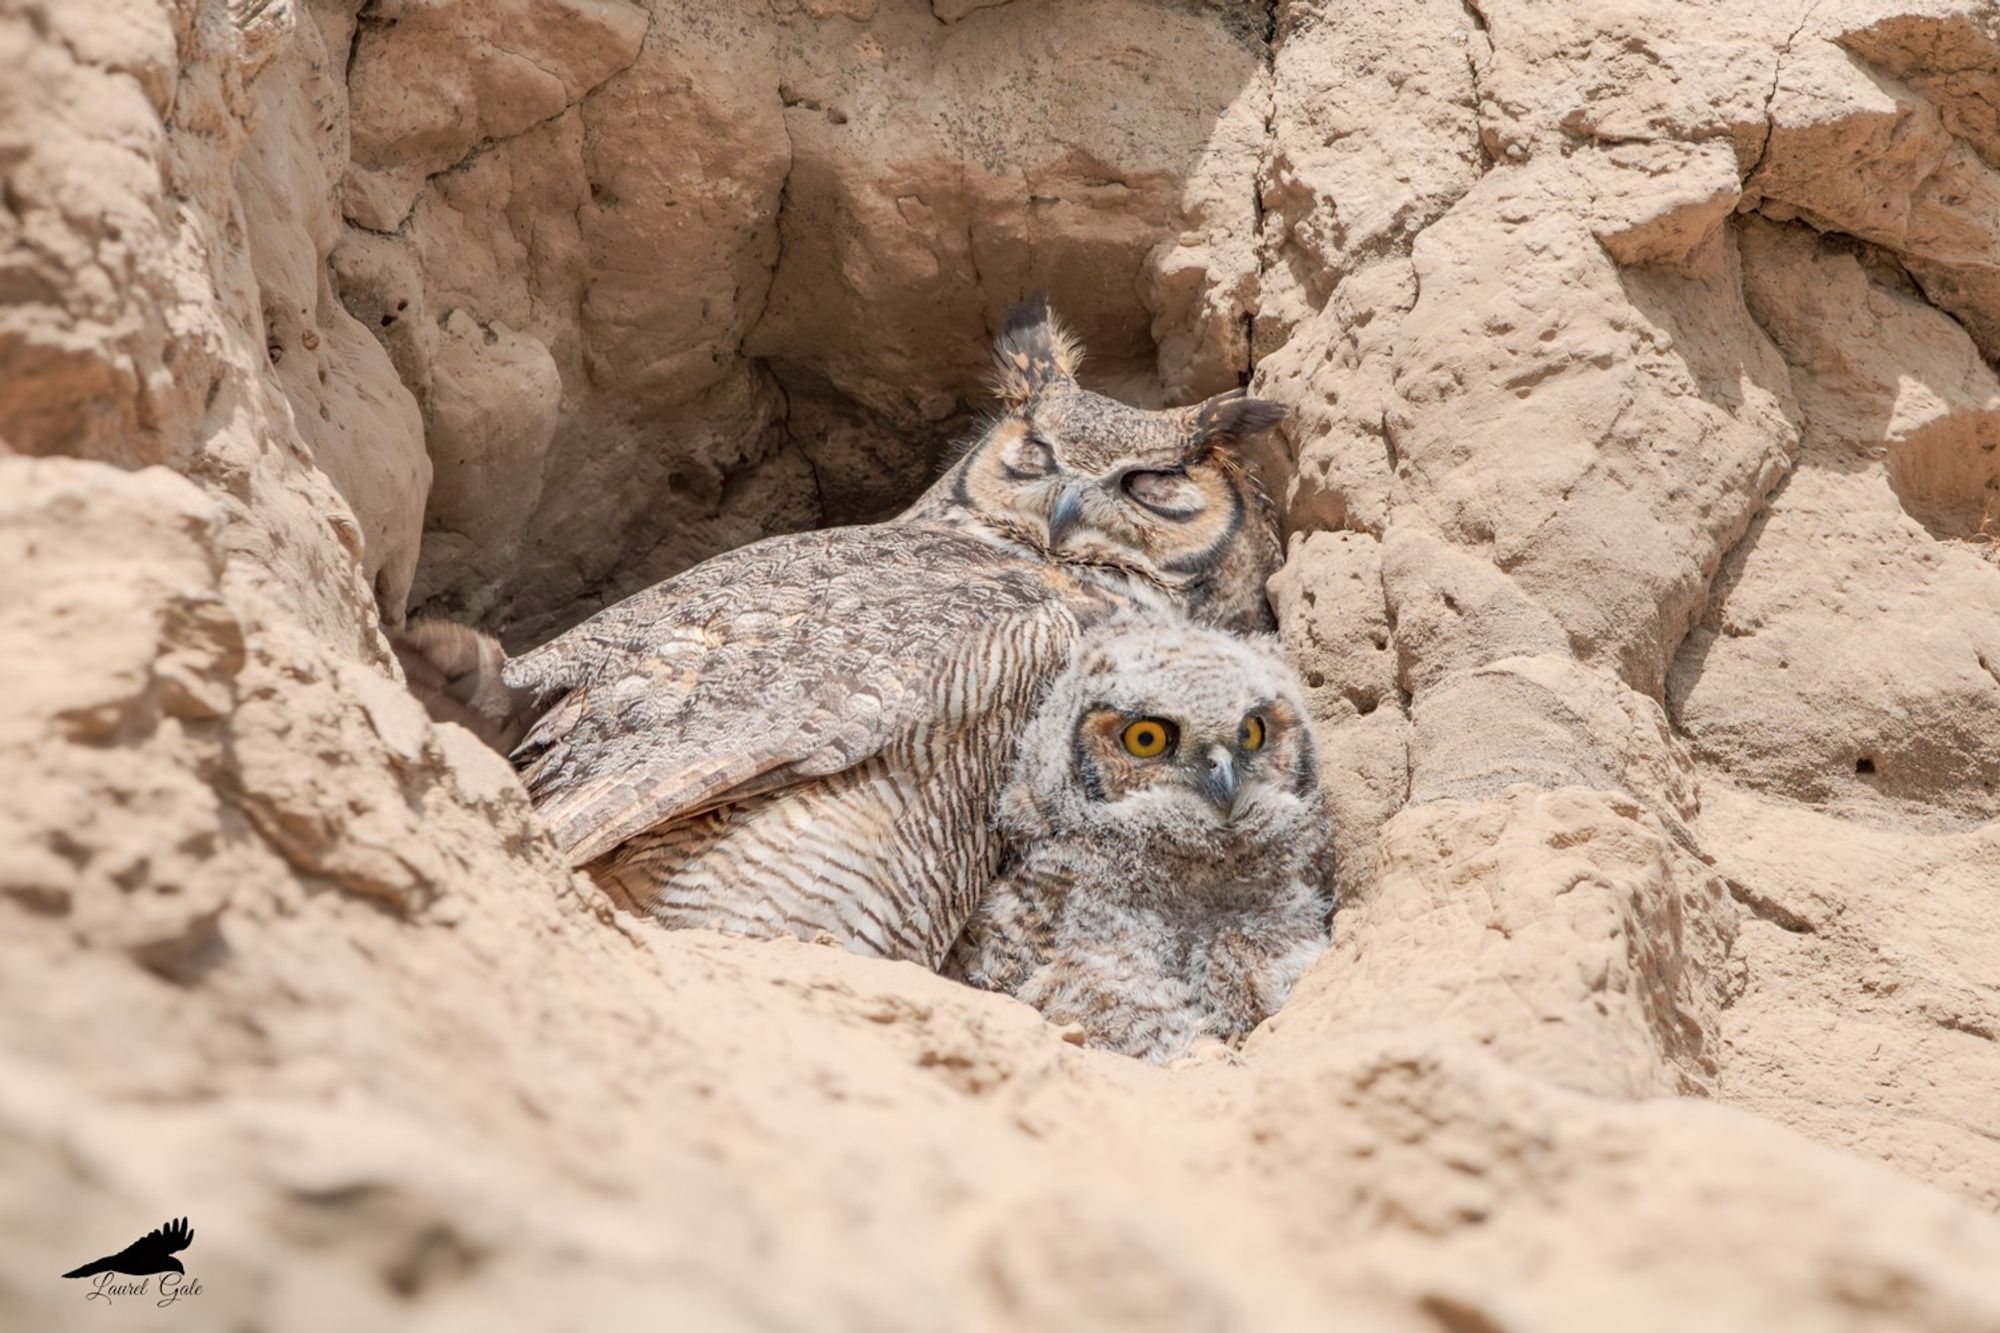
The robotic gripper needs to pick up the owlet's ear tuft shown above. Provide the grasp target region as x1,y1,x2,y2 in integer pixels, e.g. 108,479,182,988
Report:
1191,388,1288,449
990,296,1084,406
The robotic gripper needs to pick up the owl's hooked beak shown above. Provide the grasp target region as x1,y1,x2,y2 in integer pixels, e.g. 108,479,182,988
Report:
1047,481,1088,548
1196,743,1242,821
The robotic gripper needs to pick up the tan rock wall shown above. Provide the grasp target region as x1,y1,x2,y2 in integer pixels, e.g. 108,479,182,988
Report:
3,0,1999,1327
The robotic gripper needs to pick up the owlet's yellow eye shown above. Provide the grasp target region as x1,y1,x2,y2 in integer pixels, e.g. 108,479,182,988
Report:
1120,717,1176,759
1239,713,1267,751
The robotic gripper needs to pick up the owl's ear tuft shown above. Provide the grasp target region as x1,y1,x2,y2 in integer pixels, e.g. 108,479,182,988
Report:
1191,388,1288,450
991,296,1084,406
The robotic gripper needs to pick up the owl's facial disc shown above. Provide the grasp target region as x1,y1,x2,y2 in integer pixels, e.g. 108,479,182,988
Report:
1042,463,1221,556
972,303,1286,602
968,409,1241,580
1079,705,1290,828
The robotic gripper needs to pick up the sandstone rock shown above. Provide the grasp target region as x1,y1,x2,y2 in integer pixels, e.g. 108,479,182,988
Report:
343,0,649,229
1281,786,1730,1099
1699,783,2000,1209
1672,218,2000,828
5,0,2000,1326
418,311,564,596
1753,1,2000,360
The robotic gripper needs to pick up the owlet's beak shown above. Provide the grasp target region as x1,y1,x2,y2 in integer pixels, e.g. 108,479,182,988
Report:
1047,481,1088,548
1196,742,1241,821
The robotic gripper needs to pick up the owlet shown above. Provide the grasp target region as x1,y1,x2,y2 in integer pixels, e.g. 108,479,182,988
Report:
948,620,1334,1062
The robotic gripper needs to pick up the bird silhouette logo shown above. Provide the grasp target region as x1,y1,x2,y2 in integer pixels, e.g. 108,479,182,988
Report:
62,1217,193,1279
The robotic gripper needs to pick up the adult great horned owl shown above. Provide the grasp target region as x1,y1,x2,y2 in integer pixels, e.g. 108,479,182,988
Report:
948,620,1333,1064
906,301,1286,634
497,305,1289,966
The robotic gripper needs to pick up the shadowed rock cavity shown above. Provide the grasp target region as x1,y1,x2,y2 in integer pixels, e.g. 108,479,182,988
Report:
330,1,1276,646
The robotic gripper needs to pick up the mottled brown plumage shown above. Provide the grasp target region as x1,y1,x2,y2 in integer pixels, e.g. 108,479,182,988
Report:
452,303,1290,964
511,527,1126,962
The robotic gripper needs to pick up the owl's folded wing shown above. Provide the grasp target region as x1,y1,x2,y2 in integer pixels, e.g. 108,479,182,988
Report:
511,524,1071,867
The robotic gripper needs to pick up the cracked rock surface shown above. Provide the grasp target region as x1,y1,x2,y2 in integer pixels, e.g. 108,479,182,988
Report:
3,0,1999,1327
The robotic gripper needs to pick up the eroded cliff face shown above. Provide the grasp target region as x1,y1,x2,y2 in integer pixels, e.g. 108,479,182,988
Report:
3,1,1999,1328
